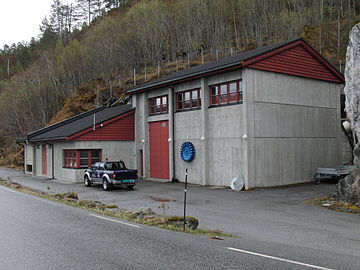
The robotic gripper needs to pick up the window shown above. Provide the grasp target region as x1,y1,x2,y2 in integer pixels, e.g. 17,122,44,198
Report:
176,89,201,111
209,80,243,106
104,161,126,170
149,95,168,115
63,149,102,168
64,150,77,168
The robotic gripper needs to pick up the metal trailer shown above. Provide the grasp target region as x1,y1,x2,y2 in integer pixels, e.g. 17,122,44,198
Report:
313,165,357,184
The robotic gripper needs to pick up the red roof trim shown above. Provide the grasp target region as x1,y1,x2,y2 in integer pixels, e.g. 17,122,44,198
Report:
242,40,344,83
66,109,135,141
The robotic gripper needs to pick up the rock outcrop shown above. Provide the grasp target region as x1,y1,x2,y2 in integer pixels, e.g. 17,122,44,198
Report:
340,23,360,205
344,23,360,138
336,173,360,205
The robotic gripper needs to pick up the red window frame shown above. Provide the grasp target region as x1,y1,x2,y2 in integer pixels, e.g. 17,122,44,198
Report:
209,80,243,106
176,88,201,111
149,95,168,115
63,149,102,168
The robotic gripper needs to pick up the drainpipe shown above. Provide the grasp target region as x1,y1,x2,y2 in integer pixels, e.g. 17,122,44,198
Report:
47,143,55,179
168,85,176,182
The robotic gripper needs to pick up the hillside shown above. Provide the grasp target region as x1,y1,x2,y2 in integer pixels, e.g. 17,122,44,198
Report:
0,0,359,167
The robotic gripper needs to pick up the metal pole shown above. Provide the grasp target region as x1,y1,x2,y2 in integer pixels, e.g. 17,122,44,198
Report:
158,61,160,78
183,168,188,232
145,66,147,82
339,60,342,73
7,57,10,78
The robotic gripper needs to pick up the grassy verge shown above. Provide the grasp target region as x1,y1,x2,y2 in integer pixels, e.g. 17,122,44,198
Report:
0,178,231,238
306,195,360,214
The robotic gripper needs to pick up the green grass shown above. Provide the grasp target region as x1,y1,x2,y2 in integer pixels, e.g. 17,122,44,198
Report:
306,195,360,214
0,179,232,237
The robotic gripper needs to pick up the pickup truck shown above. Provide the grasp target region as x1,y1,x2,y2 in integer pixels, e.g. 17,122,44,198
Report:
84,161,139,191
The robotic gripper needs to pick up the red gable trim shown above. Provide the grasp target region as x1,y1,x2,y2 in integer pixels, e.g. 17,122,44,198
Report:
67,109,135,141
242,40,344,83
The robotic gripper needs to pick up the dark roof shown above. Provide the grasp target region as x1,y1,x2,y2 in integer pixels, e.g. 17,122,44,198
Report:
18,104,134,143
128,39,301,94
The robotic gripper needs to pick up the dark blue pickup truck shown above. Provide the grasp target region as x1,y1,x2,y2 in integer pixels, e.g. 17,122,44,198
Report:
84,161,138,191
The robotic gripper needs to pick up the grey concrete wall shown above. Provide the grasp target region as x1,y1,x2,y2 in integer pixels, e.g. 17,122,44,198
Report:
28,140,135,183
35,144,42,176
174,110,203,184
133,67,342,189
206,105,246,186
133,71,246,186
244,68,342,188
134,92,147,178
161,73,246,187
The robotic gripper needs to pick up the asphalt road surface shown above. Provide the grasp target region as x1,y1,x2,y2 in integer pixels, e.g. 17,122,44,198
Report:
0,185,359,270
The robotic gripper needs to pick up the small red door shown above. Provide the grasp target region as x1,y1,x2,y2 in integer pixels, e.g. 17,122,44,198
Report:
149,121,169,179
42,144,47,175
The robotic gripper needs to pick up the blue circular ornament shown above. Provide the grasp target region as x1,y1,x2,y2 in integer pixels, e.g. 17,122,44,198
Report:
180,142,195,162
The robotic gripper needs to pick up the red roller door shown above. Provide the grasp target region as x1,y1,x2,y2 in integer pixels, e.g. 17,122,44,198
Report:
149,121,169,179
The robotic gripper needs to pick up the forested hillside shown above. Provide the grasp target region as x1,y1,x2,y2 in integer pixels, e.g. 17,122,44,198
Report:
0,0,359,167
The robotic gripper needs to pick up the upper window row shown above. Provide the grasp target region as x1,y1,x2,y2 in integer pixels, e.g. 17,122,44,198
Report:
149,95,168,115
148,80,243,115
209,80,243,106
176,88,201,111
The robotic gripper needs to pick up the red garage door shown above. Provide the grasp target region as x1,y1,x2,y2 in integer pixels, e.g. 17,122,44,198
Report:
42,144,47,175
149,121,169,179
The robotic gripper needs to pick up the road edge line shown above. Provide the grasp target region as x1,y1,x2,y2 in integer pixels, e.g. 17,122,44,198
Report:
226,247,335,270
89,214,142,229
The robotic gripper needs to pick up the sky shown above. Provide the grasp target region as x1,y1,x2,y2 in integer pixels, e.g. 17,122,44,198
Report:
0,0,73,48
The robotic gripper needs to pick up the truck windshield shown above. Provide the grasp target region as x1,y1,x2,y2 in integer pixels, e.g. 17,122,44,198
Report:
105,162,126,170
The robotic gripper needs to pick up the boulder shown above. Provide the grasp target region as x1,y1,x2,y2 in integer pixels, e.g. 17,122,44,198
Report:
132,207,155,219
165,216,199,230
336,174,360,205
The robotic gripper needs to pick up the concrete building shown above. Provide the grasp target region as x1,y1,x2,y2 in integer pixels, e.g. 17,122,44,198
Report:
18,105,136,182
128,39,346,189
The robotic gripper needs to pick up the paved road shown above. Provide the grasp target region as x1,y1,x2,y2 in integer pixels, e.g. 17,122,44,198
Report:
1,185,359,270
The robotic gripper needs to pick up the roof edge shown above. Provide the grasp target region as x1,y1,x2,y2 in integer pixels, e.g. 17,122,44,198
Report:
127,38,303,94
127,38,344,94
67,108,135,141
127,62,245,94
28,137,67,143
26,106,105,140
242,39,344,83
24,105,135,143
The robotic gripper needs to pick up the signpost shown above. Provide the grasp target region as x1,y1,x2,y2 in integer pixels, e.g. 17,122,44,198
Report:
183,168,188,232
180,141,195,232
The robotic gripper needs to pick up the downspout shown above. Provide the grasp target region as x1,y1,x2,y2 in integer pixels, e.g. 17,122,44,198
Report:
47,143,55,179
168,85,176,182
